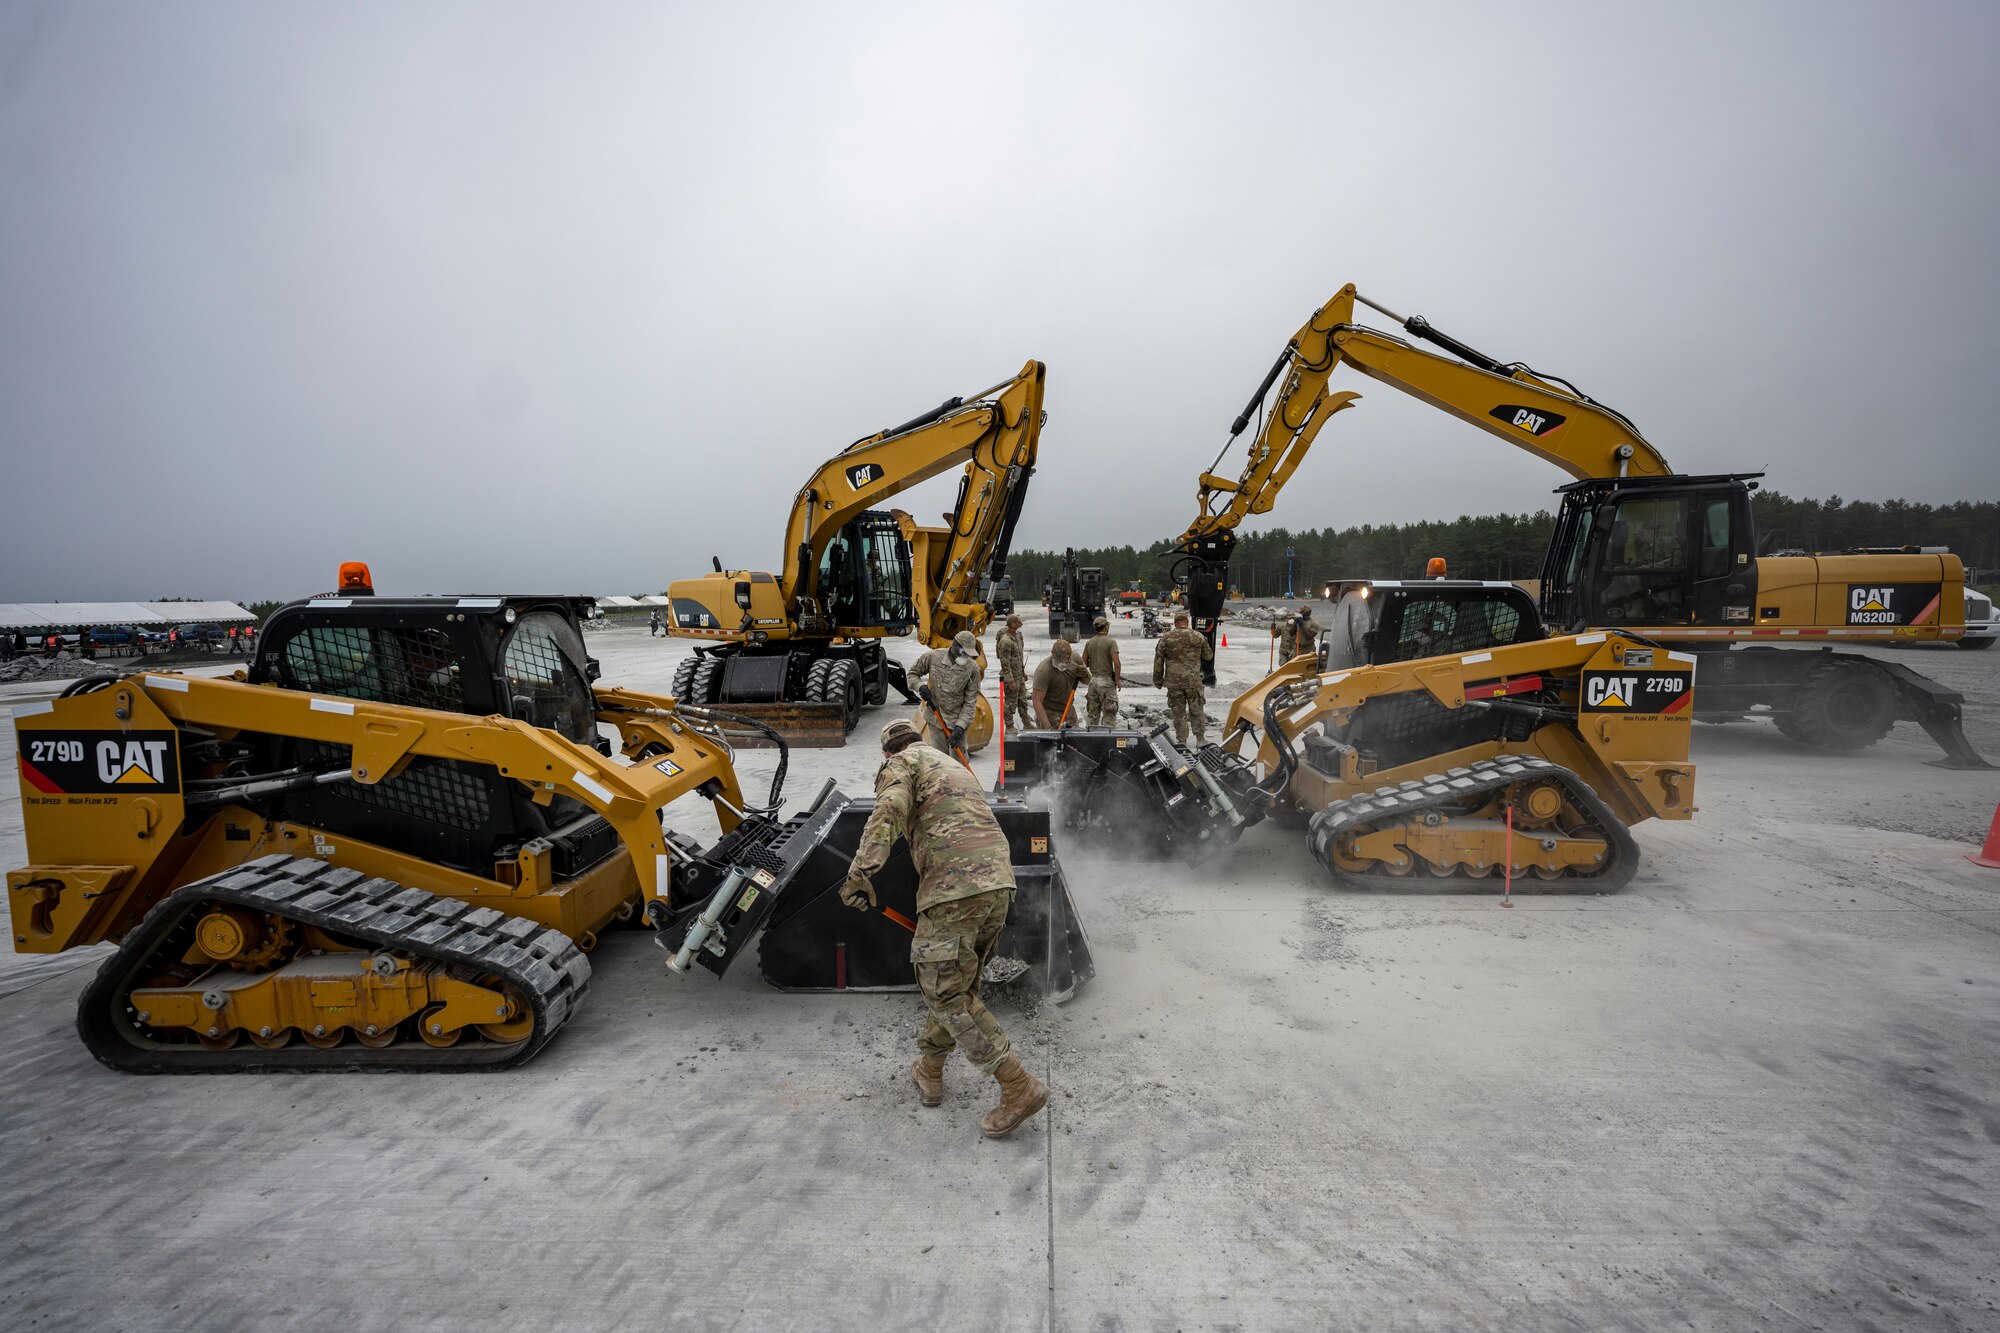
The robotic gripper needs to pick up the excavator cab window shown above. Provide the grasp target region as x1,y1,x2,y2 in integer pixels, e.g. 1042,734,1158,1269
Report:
1700,499,1732,580
1592,493,1692,625
818,511,915,632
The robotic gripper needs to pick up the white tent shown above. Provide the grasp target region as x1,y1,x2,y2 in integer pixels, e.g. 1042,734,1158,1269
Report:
0,600,255,629
146,601,254,622
598,595,645,609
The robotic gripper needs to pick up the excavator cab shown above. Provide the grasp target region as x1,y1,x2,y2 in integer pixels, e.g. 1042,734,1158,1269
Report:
814,510,916,632
1540,474,1760,632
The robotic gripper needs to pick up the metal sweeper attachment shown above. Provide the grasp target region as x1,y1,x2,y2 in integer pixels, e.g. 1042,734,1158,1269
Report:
651,783,1095,1003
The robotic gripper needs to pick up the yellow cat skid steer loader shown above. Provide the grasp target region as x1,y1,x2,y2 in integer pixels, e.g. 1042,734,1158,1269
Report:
1001,629,1695,890
9,582,1091,1073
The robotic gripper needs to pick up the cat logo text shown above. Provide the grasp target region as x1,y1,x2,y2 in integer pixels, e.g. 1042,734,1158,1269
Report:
17,730,182,795
1580,671,1691,715
1488,404,1568,437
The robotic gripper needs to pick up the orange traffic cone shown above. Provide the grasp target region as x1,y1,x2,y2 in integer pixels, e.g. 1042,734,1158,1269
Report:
1971,801,2000,869
1220,633,1228,648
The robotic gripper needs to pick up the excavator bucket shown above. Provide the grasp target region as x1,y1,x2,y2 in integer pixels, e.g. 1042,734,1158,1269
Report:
652,787,1095,1003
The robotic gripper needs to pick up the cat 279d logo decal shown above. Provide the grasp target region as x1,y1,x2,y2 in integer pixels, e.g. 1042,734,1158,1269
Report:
1580,671,1691,715
845,462,885,490
1846,583,1940,626
18,730,181,794
1488,405,1567,437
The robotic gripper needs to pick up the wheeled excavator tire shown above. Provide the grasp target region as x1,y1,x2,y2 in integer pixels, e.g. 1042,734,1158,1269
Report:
689,658,723,705
1956,634,1993,651
672,656,701,702
1305,756,1639,892
76,856,590,1073
1772,659,1897,751
819,659,863,730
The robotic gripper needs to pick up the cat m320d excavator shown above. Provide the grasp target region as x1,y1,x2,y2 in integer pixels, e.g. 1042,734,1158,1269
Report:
1260,285,1988,768
8,570,1091,1073
666,361,1045,749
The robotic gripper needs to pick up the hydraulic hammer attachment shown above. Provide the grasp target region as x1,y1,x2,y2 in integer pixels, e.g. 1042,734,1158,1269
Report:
651,787,1095,1003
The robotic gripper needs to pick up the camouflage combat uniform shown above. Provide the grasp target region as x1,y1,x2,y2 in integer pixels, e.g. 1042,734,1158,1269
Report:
1152,625,1214,746
1275,617,1297,660
1293,609,1320,660
995,626,1032,732
909,636,984,754
850,744,1019,1075
1032,643,1090,727
1081,629,1121,727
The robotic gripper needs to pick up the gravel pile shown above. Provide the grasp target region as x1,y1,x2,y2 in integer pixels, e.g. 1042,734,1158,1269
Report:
0,652,119,684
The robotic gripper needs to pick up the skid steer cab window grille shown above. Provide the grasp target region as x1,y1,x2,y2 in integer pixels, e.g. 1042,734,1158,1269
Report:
502,612,597,744
1388,597,1528,662
281,624,465,711
299,740,492,832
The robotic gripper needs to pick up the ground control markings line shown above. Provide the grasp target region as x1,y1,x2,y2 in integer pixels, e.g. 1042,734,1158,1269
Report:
1045,1023,1057,1333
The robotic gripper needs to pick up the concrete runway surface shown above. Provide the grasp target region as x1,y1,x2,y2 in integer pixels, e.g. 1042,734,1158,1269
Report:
3,615,1997,1331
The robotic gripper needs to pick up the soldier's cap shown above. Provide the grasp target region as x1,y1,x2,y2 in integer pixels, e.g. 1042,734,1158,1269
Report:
952,630,977,651
880,719,923,750
1093,616,1109,629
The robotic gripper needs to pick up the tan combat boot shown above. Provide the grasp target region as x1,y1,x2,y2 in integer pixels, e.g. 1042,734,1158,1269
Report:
979,1053,1049,1138
911,1052,947,1107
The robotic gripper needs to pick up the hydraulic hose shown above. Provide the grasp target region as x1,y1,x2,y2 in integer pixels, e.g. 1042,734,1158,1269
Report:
676,704,789,814
1252,684,1303,801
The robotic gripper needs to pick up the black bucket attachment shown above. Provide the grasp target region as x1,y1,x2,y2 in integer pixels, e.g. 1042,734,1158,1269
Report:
652,787,1094,1003
999,726,1264,862
1875,661,1998,770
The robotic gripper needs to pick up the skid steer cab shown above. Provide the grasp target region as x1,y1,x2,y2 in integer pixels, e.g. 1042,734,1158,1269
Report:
8,587,1093,1074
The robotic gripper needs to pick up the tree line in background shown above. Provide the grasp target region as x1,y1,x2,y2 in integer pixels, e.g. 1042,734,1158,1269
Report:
1004,492,2000,600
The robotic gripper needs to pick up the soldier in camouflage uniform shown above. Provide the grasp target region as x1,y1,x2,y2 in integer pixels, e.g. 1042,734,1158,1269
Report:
909,629,984,757
1293,604,1321,660
841,719,1051,1139
1032,637,1091,727
1275,609,1299,661
1080,616,1121,727
1151,610,1214,746
994,614,1032,733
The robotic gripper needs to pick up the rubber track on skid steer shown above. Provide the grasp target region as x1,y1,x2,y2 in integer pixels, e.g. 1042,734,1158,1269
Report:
1304,756,1640,893
76,855,591,1074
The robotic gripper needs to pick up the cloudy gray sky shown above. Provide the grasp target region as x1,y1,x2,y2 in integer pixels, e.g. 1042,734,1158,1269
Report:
3,1,1996,601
